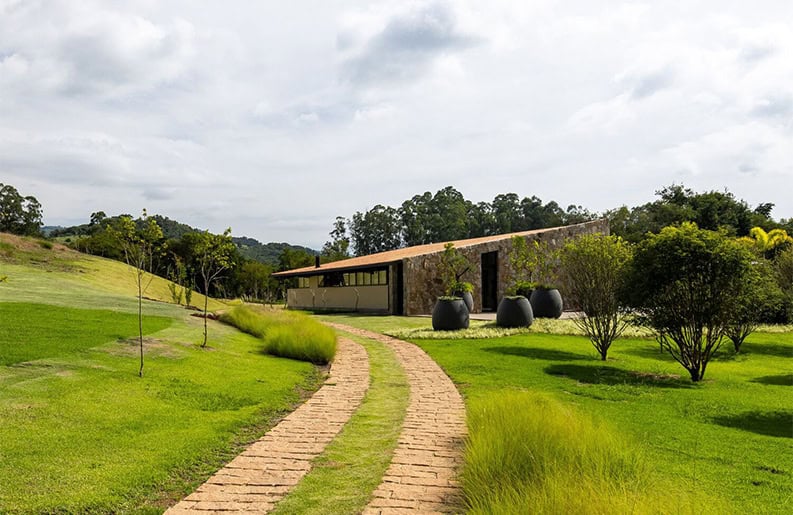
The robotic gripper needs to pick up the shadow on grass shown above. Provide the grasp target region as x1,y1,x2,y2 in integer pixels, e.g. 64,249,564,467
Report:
713,411,793,438
739,343,793,358
544,364,693,388
621,345,675,361
623,341,793,362
751,374,793,386
484,346,589,362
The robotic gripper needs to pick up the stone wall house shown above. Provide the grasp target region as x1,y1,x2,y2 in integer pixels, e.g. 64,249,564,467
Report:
274,219,609,315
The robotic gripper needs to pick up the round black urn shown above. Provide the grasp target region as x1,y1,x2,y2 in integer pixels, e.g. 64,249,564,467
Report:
496,296,534,328
432,297,470,331
529,288,563,319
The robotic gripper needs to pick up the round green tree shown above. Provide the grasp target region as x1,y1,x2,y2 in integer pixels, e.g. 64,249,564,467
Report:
625,222,756,382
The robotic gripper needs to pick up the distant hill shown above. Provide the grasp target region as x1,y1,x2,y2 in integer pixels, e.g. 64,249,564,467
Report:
49,214,195,240
41,226,64,236
233,237,318,266
46,214,316,266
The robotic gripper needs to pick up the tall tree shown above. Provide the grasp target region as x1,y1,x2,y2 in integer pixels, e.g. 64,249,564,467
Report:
519,195,546,229
194,229,236,348
400,192,434,246
466,201,497,237
0,183,43,236
111,211,163,377
321,216,351,262
350,205,402,256
278,246,315,271
237,260,275,301
491,193,522,234
428,186,468,242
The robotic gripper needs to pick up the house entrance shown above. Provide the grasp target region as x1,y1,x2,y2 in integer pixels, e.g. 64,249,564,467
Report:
481,251,498,311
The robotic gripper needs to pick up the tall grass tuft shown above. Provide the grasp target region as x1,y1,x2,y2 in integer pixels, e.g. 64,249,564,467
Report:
221,305,337,364
463,391,721,514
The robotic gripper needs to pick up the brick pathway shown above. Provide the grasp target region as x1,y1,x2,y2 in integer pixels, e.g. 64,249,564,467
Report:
325,323,467,515
166,336,369,514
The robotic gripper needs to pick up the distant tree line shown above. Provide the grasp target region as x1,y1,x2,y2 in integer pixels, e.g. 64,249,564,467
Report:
323,184,792,259
41,211,315,302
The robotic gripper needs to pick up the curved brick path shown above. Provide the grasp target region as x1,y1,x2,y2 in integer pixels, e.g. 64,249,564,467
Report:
325,323,467,515
166,336,369,514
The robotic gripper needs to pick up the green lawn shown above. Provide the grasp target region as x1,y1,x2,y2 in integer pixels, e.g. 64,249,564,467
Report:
321,315,793,514
0,236,321,512
0,302,172,365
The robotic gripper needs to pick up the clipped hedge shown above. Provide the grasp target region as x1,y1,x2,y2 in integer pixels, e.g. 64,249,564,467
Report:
220,305,337,364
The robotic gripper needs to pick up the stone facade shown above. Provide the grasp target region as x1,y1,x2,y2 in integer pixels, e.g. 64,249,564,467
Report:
401,219,609,315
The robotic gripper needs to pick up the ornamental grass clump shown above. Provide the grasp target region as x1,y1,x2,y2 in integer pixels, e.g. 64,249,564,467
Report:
463,391,712,514
221,305,336,364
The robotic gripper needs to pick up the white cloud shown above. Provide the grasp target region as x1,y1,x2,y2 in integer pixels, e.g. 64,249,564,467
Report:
339,1,480,86
1,0,792,247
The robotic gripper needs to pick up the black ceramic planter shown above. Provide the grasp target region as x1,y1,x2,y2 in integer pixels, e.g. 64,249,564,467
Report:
432,297,470,331
496,296,534,328
453,291,474,313
529,288,563,318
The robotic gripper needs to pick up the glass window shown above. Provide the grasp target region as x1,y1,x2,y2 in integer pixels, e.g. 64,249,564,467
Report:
378,270,387,285
322,272,344,287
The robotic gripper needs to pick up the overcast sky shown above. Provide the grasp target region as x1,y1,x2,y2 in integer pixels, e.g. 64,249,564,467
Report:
2,1,791,248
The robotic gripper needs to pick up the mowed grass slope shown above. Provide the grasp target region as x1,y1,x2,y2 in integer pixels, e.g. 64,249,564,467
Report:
0,234,320,512
324,315,793,514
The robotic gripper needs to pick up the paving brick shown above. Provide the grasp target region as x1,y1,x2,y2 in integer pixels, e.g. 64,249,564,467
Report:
165,336,369,514
325,324,467,514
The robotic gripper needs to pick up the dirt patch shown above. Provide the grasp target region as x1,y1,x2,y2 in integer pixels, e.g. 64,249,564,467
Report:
191,312,219,320
0,233,71,254
0,232,80,271
110,337,183,359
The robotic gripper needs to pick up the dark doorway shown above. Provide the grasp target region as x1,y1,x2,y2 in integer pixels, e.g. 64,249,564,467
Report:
481,251,498,311
395,261,404,315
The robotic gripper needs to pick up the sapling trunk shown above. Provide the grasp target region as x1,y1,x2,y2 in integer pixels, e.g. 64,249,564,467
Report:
203,279,209,348
138,272,143,377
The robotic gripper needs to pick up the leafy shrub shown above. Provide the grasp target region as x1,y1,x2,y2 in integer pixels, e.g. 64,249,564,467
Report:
453,281,474,293
508,236,558,290
463,391,717,514
624,223,757,381
559,233,633,360
439,243,472,296
221,305,336,364
725,260,784,351
37,240,53,250
505,280,534,297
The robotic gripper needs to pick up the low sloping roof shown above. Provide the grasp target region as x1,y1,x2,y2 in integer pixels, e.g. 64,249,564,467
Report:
273,222,592,278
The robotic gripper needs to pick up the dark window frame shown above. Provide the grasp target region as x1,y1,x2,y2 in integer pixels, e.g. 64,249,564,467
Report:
320,267,389,287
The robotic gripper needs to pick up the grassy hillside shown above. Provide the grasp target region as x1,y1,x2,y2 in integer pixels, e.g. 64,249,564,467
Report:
0,232,225,313
0,233,321,512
